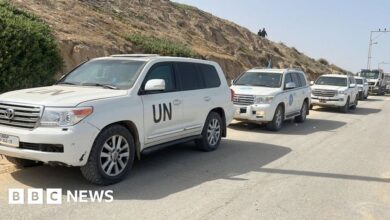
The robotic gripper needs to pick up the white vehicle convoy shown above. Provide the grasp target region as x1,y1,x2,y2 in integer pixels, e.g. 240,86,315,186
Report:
230,68,311,131
0,55,234,185
355,77,369,100
311,74,359,113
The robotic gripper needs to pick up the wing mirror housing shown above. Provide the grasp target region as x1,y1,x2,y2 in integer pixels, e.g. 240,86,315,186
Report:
144,79,166,91
285,82,296,90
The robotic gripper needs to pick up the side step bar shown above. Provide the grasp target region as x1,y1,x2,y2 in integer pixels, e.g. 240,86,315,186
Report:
141,135,202,156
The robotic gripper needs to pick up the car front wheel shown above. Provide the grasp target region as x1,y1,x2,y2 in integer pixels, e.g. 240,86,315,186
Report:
266,105,284,131
81,125,135,185
196,112,223,152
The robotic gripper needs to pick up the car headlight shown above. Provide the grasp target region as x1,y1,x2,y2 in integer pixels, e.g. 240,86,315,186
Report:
338,90,347,95
255,96,274,104
40,107,93,127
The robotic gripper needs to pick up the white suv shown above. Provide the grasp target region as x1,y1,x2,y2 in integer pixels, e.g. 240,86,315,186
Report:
0,55,234,185
231,68,311,131
311,74,359,113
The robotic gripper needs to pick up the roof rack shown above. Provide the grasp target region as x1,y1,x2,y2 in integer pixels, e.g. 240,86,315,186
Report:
110,54,160,58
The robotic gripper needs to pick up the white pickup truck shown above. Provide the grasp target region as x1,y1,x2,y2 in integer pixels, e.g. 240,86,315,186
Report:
0,55,234,185
311,74,359,113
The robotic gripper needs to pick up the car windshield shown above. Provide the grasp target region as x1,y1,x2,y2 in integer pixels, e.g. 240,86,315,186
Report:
355,79,363,84
234,72,282,88
360,71,379,79
58,59,146,89
315,76,347,87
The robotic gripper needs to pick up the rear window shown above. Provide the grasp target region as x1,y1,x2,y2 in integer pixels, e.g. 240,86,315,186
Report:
198,64,221,88
176,62,204,91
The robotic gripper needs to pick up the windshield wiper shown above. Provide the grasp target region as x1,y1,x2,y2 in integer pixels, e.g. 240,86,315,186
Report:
57,82,77,85
82,83,119,90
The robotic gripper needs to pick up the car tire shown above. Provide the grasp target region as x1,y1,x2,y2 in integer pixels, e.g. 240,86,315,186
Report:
266,105,284,131
80,125,135,185
350,96,358,110
5,156,40,168
340,97,350,113
295,101,308,123
196,112,223,152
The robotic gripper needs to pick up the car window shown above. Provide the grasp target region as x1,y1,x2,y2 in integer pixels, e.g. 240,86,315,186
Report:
291,72,302,87
198,64,221,88
284,73,293,87
298,72,307,86
235,72,282,88
143,63,176,92
176,62,204,91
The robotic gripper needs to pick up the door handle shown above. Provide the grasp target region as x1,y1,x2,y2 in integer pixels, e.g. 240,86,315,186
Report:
173,99,182,106
204,96,211,102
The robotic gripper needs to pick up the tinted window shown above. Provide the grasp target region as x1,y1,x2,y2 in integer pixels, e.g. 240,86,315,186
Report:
198,64,221,88
176,62,204,91
235,72,282,88
291,73,302,87
284,73,293,87
144,63,175,92
298,72,307,86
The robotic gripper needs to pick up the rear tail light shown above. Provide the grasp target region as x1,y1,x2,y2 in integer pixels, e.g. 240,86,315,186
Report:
230,89,235,102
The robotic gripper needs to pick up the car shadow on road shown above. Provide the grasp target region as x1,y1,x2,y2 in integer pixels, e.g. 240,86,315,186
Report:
10,140,292,200
313,107,381,115
256,168,390,183
229,118,346,135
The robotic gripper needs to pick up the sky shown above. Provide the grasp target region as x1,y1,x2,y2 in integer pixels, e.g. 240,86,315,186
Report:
172,0,390,73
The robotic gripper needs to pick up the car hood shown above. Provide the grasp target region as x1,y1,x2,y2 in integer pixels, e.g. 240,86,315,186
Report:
0,85,128,107
231,85,282,96
311,85,346,91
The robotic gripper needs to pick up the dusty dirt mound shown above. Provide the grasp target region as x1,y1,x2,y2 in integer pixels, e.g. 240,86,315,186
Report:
10,0,347,80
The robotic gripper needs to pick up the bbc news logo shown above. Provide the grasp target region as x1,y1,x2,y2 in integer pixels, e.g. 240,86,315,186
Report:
8,188,114,205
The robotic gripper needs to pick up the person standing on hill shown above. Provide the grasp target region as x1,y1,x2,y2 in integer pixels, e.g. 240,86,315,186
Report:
258,28,263,37
261,28,268,38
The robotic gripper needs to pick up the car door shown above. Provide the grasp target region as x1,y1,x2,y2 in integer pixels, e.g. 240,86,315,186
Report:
283,73,297,115
290,72,302,113
174,62,212,136
140,62,185,147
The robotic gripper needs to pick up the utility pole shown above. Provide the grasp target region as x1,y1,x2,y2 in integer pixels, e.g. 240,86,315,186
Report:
367,29,389,70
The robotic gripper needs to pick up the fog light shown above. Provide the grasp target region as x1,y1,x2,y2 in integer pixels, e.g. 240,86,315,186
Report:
256,111,265,117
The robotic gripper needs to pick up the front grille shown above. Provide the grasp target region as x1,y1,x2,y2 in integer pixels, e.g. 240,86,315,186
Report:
312,89,337,97
20,142,64,153
0,102,42,129
233,94,255,106
368,82,375,86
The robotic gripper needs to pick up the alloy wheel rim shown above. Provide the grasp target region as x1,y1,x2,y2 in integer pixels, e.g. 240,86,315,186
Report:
275,108,282,128
100,135,130,177
207,118,221,146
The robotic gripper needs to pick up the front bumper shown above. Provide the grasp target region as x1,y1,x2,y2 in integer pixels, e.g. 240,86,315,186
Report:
311,95,346,107
233,103,276,122
0,121,99,166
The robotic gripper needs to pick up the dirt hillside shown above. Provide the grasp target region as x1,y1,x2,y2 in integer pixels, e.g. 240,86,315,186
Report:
10,0,347,80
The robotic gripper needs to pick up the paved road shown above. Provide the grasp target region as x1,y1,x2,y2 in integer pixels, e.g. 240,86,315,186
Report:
1,96,390,220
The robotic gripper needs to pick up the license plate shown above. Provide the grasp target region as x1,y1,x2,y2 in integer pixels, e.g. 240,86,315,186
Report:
240,108,247,114
319,99,327,103
0,133,20,148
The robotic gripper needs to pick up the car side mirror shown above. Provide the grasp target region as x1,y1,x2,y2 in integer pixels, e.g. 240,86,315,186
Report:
310,81,314,86
285,82,296,90
144,79,166,92
230,79,235,85
349,83,356,88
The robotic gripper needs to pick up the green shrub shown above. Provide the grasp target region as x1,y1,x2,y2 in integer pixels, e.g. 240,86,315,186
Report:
318,58,329,66
0,1,62,93
127,33,199,58
171,2,199,12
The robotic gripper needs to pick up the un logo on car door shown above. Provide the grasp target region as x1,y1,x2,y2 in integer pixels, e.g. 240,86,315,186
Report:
153,103,172,123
